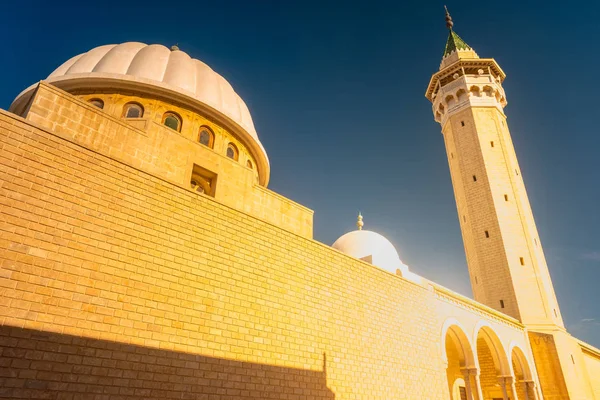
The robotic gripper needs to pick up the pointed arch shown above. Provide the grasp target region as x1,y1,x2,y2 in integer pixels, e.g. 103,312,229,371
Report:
473,322,510,374
442,319,476,400
441,319,475,367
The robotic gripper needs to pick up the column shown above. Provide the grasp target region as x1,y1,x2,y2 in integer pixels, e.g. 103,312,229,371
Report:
520,380,529,400
460,368,474,400
498,376,509,400
507,377,519,400
472,369,484,400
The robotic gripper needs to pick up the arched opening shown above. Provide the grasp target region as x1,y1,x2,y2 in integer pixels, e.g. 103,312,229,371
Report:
476,326,510,400
246,159,253,169
483,86,494,97
88,98,104,109
511,346,536,400
198,127,215,148
226,143,239,161
445,94,456,108
162,112,182,132
444,324,475,400
470,86,481,97
123,102,144,118
456,89,467,102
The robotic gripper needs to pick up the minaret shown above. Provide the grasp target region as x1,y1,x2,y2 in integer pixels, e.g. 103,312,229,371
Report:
425,9,564,329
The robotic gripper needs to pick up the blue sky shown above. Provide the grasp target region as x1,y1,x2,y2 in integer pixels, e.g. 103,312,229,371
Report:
2,0,599,347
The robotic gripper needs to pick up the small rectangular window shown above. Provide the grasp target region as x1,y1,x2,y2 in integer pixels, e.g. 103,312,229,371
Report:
461,121,465,127
500,300,505,308
490,141,494,147
451,153,454,159
475,276,478,284
571,354,575,364
463,216,466,222
515,169,519,176
520,257,525,266
554,309,558,318
504,194,508,201
485,231,489,238
473,175,477,182
190,164,217,197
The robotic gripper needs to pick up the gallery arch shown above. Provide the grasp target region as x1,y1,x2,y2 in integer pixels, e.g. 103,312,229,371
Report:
444,324,476,400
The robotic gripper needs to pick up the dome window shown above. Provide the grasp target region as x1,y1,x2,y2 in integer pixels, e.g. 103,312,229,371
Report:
246,160,253,169
123,102,144,118
226,143,239,161
88,98,104,109
162,112,182,132
198,127,214,148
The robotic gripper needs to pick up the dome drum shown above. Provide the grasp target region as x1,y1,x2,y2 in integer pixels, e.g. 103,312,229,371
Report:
9,42,270,186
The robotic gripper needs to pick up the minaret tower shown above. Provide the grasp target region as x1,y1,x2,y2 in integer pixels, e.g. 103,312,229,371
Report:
425,9,563,330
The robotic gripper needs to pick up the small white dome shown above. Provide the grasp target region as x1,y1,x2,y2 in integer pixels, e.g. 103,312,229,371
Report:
332,229,409,274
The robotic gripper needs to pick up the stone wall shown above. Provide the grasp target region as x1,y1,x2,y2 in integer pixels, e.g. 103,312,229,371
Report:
582,346,600,399
22,83,313,238
0,110,447,398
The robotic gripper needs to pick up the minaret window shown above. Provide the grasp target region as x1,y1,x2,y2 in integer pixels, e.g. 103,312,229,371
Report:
162,112,182,132
460,121,465,127
199,127,214,148
226,143,239,161
504,194,508,201
88,98,104,109
472,175,477,182
485,231,489,238
500,300,505,308
490,141,494,147
123,102,144,118
519,257,525,266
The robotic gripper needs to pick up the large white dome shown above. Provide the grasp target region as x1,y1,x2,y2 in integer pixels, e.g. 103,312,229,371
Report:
10,42,269,183
332,229,409,275
50,43,257,140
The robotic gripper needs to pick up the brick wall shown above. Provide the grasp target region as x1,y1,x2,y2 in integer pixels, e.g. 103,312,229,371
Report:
582,347,600,399
0,110,447,398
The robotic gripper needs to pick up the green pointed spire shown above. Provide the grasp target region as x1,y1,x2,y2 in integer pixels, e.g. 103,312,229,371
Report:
443,30,472,57
442,6,473,57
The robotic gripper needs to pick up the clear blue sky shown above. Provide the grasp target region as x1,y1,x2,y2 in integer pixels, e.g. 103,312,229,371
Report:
2,1,599,347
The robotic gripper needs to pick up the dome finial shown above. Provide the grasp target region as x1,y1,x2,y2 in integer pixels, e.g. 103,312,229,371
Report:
444,5,454,30
171,44,180,51
357,212,364,231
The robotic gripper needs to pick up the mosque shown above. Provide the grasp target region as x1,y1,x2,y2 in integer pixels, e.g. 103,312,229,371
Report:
0,9,599,400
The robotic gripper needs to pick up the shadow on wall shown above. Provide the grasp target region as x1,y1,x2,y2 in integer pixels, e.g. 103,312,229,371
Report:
0,325,335,399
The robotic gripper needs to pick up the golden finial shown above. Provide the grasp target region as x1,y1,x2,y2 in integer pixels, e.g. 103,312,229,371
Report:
444,6,454,30
357,212,364,231
170,44,180,51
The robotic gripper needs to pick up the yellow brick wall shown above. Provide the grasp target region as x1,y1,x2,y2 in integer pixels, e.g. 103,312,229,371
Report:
528,331,570,400
23,83,313,239
0,110,451,398
582,348,600,399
